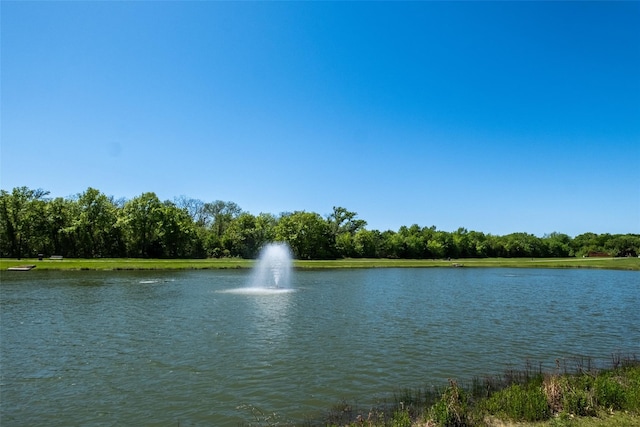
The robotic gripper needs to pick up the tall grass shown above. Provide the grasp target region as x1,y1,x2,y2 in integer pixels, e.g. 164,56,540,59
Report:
317,354,640,427
236,356,639,426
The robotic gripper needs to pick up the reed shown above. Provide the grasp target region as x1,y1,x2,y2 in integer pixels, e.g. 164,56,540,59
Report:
316,354,640,427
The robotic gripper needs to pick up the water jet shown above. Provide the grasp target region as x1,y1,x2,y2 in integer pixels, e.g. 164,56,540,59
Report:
221,242,294,294
250,242,293,289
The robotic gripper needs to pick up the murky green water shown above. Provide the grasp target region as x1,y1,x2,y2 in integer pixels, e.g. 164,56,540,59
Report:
1,268,638,425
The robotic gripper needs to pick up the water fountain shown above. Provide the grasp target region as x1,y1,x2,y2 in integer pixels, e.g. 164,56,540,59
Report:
221,242,294,294
250,242,293,289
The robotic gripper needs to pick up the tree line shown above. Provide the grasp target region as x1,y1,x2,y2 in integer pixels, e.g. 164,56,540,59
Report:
1,186,638,260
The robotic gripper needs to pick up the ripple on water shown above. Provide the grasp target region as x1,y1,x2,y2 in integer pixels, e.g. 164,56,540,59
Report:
1,268,638,426
218,287,296,295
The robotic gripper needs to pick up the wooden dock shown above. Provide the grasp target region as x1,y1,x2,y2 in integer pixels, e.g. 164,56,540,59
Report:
7,265,37,271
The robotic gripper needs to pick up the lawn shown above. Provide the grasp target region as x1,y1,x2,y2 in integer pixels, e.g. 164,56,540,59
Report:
1,257,639,271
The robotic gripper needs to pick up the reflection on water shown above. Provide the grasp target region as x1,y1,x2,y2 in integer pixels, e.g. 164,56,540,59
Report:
219,287,295,295
248,290,293,348
1,268,638,426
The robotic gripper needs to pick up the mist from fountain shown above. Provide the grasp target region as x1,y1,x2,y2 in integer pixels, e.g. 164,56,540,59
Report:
250,242,293,289
221,242,294,295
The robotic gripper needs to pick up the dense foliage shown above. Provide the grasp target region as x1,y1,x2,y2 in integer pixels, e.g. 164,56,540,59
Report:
1,186,639,260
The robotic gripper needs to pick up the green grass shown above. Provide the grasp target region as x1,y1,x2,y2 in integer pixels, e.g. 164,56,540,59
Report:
296,257,640,270
0,257,253,271
484,411,640,427
319,360,640,427
2,256,639,271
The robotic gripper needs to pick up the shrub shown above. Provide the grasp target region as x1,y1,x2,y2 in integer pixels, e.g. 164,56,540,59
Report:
545,374,596,416
428,380,469,427
391,408,411,427
543,374,563,413
624,367,640,412
484,383,550,422
563,387,595,416
595,374,626,410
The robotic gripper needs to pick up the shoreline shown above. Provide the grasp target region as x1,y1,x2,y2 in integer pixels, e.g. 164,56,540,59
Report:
319,357,640,427
2,257,639,271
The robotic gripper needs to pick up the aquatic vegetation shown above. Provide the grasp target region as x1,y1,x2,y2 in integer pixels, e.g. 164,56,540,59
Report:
427,380,471,426
315,355,640,427
483,382,551,421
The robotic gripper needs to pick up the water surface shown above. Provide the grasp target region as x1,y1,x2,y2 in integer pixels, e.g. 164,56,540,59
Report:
1,268,638,425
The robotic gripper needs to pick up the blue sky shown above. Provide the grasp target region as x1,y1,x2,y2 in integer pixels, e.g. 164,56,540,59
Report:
2,1,639,236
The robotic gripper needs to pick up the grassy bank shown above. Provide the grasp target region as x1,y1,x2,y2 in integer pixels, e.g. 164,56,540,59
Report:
294,257,640,271
234,357,640,426
318,356,640,427
0,257,252,271
1,257,639,271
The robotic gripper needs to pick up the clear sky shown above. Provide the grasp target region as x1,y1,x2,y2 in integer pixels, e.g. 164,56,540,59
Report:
2,1,639,236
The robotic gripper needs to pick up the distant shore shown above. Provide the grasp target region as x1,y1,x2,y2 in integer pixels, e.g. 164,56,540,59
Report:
2,257,639,271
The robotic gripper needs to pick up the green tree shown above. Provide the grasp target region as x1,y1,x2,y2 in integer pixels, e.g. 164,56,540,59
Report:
352,229,379,257
397,224,426,258
159,201,201,258
377,230,399,258
199,200,243,257
426,230,452,259
174,196,209,227
327,206,367,258
221,212,275,258
44,197,75,256
571,232,600,257
275,211,334,259
222,212,257,258
206,200,242,239
502,232,544,257
483,234,505,257
253,213,278,253
120,192,164,257
426,239,446,259
384,230,403,258
451,227,470,258
468,230,488,257
68,188,120,257
543,232,572,257
605,234,640,257
0,187,50,258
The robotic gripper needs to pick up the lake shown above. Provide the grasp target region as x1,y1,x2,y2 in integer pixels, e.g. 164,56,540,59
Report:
1,268,638,425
